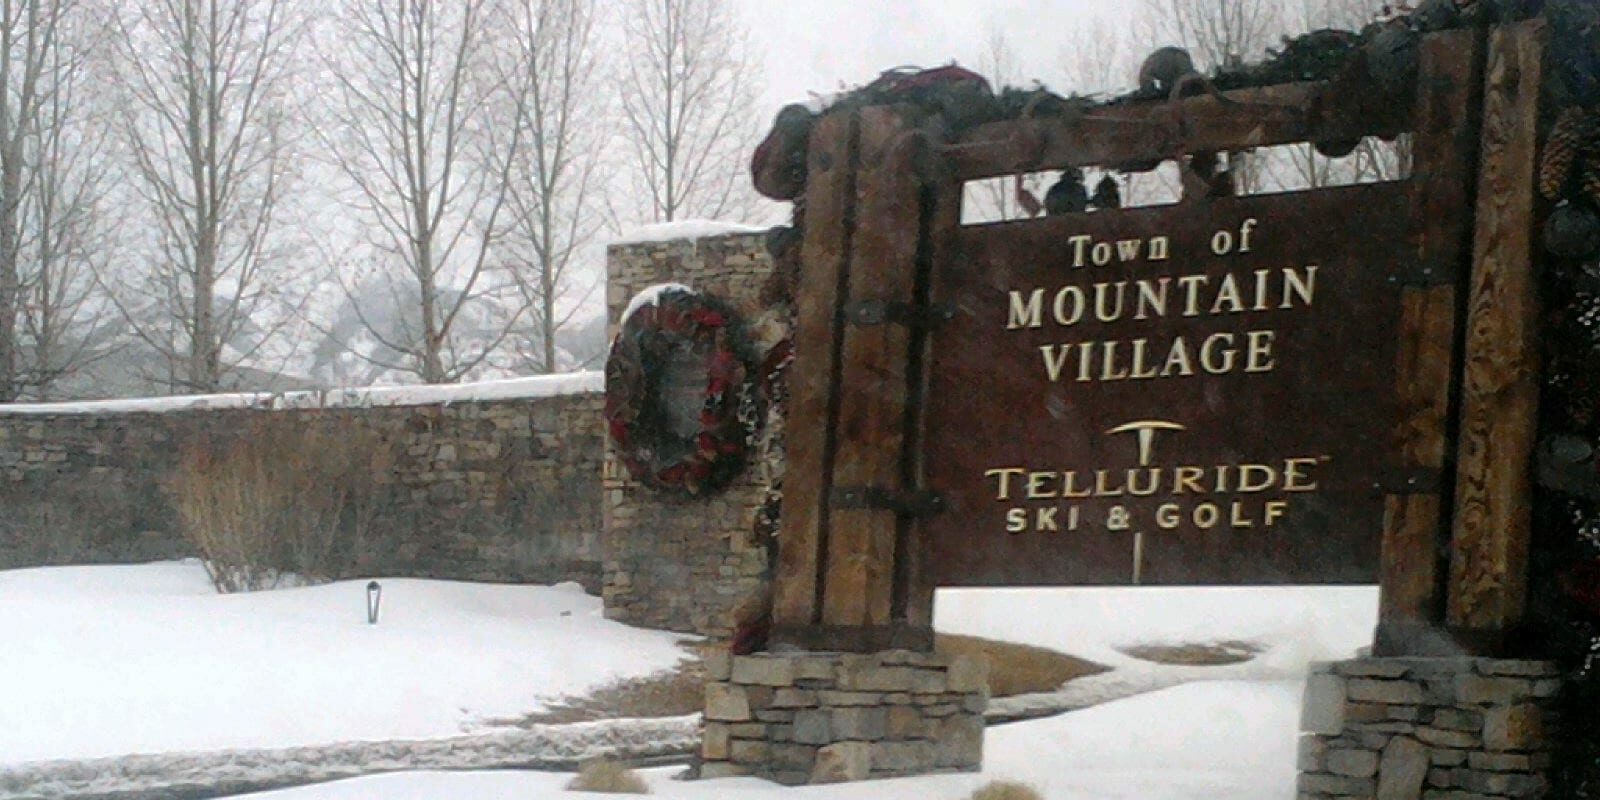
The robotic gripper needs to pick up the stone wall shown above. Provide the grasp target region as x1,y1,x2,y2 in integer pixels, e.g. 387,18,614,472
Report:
0,381,605,588
1298,657,1561,800
602,231,778,637
700,649,988,785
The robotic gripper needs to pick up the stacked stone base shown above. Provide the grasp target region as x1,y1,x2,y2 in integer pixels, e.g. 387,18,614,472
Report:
700,649,988,785
1299,658,1562,800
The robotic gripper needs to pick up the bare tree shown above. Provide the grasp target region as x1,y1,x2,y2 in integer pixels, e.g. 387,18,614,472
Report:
489,0,604,374
1138,0,1284,71
16,4,118,398
320,0,526,384
615,0,763,223
0,0,114,401
1137,0,1286,193
108,0,302,393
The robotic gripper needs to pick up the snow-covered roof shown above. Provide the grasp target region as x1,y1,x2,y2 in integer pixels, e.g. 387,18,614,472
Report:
0,371,604,416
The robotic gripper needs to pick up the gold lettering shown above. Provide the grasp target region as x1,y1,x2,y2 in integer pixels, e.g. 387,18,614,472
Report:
1245,330,1276,373
1053,286,1085,326
1008,289,1044,329
1199,333,1237,374
1162,337,1195,377
1252,269,1271,311
1284,458,1321,492
1116,239,1143,262
1128,468,1160,496
1092,242,1113,266
1069,235,1092,267
1265,500,1289,526
1178,275,1207,316
1094,469,1125,497
1027,471,1057,499
1282,266,1317,308
1194,503,1220,528
1230,502,1254,528
1036,507,1059,532
1237,464,1276,493
1100,342,1129,381
1175,466,1206,494
1210,273,1245,314
1134,278,1169,320
1006,508,1027,533
1062,471,1092,499
1148,236,1170,261
1094,282,1126,322
986,468,1026,501
1129,339,1159,380
1156,503,1181,529
1040,345,1072,382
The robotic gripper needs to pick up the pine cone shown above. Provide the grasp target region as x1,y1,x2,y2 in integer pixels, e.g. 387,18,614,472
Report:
1584,152,1600,207
1541,107,1588,200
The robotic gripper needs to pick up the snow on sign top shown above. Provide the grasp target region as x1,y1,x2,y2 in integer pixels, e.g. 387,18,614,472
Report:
609,219,767,247
0,372,604,416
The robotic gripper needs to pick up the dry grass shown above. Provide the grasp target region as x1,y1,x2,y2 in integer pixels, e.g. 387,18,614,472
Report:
504,635,1104,728
1119,640,1263,666
969,779,1045,800
566,759,650,794
936,633,1108,696
506,642,707,725
169,413,396,593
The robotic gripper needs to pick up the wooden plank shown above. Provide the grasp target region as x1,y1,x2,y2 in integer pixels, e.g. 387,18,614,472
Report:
898,180,964,634
947,78,1413,181
1447,20,1547,651
1375,29,1484,657
821,107,926,630
771,111,859,632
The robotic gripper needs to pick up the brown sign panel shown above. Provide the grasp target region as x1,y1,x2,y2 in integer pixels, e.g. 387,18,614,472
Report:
922,185,1414,586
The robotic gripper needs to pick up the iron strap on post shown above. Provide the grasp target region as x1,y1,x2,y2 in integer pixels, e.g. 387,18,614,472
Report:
831,485,947,518
843,299,956,330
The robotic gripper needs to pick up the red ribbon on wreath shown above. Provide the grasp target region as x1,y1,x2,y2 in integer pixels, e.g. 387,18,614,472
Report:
604,286,759,496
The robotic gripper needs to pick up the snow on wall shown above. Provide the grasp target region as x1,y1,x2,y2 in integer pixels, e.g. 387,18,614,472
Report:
609,219,768,247
0,371,603,416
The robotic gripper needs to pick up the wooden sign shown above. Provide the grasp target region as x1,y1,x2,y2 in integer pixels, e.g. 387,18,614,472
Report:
923,187,1412,586
770,23,1547,657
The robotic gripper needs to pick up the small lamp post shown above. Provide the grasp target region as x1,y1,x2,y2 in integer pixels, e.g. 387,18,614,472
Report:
366,580,383,625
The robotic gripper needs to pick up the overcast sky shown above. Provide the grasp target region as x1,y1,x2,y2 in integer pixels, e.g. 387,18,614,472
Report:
734,0,1141,116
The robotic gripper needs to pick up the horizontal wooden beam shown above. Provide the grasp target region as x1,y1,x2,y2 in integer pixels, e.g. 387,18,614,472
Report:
946,75,1413,181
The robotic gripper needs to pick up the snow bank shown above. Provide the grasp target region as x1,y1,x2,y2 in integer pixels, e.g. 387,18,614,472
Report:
0,371,603,416
0,562,691,765
3,717,699,800
228,681,1303,800
609,220,768,247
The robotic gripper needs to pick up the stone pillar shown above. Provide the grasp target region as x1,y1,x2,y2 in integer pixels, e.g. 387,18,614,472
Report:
601,231,778,637
700,649,988,785
1298,658,1562,799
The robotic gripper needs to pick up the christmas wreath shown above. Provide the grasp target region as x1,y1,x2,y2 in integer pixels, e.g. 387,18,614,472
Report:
605,286,760,496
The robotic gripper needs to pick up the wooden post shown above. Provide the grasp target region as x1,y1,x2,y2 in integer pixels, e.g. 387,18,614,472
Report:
1447,19,1547,653
1375,28,1484,657
772,112,858,635
818,107,930,648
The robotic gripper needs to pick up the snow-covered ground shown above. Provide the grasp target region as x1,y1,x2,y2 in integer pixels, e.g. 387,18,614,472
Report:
2,560,1378,799
937,584,1377,678
0,562,690,764
234,680,1303,800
